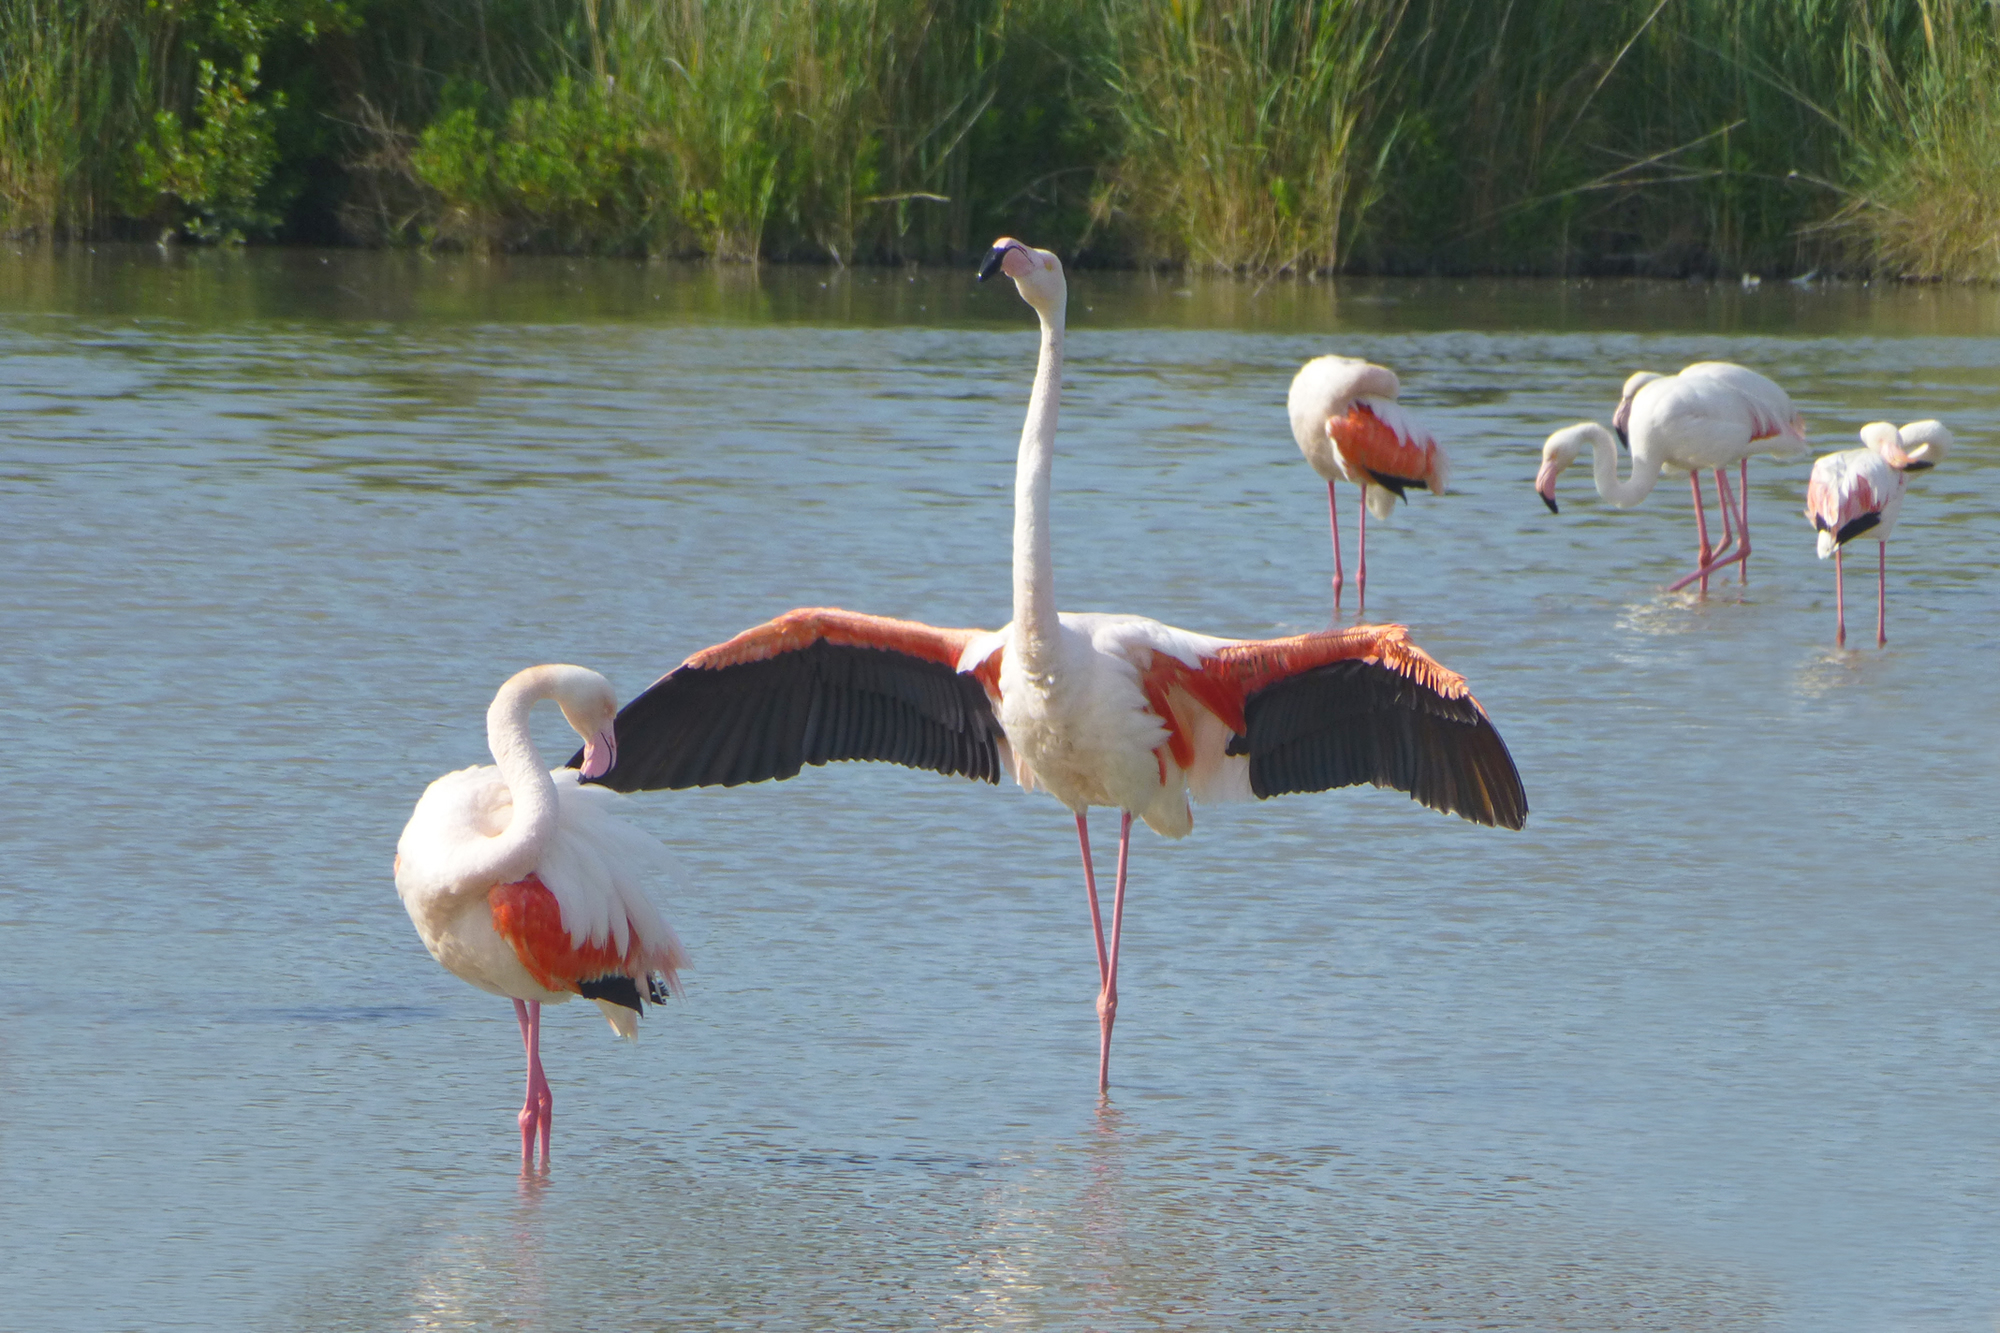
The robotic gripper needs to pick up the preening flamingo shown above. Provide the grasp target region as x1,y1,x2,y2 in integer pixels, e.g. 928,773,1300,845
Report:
1288,355,1449,613
1804,419,1949,646
579,239,1528,1095
1538,362,1808,593
395,664,687,1166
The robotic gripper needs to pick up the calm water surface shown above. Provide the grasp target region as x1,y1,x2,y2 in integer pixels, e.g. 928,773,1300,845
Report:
1,249,1996,1332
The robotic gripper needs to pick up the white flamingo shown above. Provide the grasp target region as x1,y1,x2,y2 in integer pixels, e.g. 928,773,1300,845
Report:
1805,420,1950,646
580,239,1528,1095
1288,355,1449,613
1537,362,1808,592
395,664,687,1166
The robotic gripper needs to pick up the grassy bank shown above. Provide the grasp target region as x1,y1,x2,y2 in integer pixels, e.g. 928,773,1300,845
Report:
3,0,1997,279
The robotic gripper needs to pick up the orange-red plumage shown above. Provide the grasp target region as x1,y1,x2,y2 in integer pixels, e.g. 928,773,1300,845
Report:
491,875,656,994
1328,403,1443,488
686,607,985,673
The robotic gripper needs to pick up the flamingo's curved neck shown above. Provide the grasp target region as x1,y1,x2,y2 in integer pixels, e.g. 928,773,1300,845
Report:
1589,427,1663,507
471,669,562,887
1013,293,1065,670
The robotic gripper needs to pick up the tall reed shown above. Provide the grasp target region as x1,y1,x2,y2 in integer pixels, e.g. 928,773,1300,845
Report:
1839,3,2000,281
0,0,105,237
397,0,1081,261
1098,0,1406,273
8,0,2000,280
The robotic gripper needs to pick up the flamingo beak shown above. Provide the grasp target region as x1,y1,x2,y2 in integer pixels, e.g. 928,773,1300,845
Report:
1534,459,1561,513
580,726,618,781
976,244,1010,282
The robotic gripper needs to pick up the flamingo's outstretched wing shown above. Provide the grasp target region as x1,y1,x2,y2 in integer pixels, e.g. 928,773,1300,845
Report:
577,608,1005,791
1141,623,1528,830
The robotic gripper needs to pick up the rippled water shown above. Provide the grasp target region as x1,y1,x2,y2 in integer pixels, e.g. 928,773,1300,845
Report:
2,248,1996,1332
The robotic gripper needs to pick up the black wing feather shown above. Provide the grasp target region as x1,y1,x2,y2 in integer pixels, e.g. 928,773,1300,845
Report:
576,639,1004,792
1225,658,1528,830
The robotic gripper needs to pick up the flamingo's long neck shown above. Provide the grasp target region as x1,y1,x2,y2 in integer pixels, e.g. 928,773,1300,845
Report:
1012,291,1065,672
1588,426,1663,508
473,668,562,887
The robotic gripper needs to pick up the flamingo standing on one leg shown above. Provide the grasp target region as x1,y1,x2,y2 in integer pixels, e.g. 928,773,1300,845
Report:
1805,419,1950,646
578,240,1528,1096
395,664,687,1166
1538,362,1808,593
1288,356,1449,614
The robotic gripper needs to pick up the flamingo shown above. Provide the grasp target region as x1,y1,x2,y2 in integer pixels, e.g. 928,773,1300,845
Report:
394,664,688,1166
1288,355,1449,614
578,239,1528,1095
1804,420,1949,646
1538,362,1808,593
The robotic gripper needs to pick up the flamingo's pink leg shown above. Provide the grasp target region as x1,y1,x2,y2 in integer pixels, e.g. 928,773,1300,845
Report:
1739,458,1751,584
1326,480,1344,609
1834,545,1847,647
1355,490,1369,614
1672,466,1752,592
1710,468,1738,564
515,999,536,1161
1096,811,1134,1094
1668,472,1717,593
1711,466,1747,573
1673,468,1751,590
515,999,551,1166
1075,813,1108,985
1876,539,1888,646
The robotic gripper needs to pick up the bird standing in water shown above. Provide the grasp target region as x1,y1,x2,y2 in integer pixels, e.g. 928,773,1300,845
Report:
1538,362,1808,593
1288,355,1450,614
395,664,686,1166
581,241,1527,1095
1805,420,1949,646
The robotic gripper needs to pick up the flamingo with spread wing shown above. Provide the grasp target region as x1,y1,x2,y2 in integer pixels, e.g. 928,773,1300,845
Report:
582,240,1527,1094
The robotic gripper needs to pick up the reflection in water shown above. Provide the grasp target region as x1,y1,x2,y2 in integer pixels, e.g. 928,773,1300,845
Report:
1078,1099,1132,1326
0,248,1995,1332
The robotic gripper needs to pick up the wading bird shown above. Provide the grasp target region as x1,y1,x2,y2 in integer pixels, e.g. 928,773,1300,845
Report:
1288,355,1449,614
1805,419,1949,646
580,240,1527,1096
395,664,687,1166
1538,362,1808,593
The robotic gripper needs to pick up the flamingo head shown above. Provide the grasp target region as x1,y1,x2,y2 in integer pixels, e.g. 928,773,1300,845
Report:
1536,422,1605,513
1612,371,1662,445
553,668,621,781
1895,419,1951,470
978,237,1065,317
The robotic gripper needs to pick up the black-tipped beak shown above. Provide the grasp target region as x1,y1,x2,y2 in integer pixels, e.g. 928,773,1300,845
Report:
976,245,1008,282
1540,491,1559,514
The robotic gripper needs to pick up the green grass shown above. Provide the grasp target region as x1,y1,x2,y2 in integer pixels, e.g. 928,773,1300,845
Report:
1835,2,2000,281
0,0,106,237
3,0,1997,280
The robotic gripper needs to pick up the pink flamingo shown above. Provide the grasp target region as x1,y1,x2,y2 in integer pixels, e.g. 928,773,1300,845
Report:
1537,362,1808,592
580,240,1528,1095
395,664,687,1166
1288,355,1449,614
1805,420,1950,646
